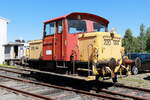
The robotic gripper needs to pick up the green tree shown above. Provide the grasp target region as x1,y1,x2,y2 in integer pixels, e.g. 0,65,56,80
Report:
132,37,141,52
122,29,134,53
145,27,150,52
146,27,150,37
140,24,145,37
139,24,146,52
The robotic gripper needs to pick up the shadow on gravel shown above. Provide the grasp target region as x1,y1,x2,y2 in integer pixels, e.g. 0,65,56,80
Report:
143,76,150,81
21,72,123,92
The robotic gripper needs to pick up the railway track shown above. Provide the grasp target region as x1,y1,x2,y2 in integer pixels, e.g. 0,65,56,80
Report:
0,66,150,100
0,70,102,100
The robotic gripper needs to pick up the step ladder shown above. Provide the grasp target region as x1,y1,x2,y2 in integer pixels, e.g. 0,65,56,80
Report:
56,61,68,69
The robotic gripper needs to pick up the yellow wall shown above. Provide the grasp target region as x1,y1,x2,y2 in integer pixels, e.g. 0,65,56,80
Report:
28,40,42,59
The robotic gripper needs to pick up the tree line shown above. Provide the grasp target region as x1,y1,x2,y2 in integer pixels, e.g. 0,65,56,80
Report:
122,24,150,54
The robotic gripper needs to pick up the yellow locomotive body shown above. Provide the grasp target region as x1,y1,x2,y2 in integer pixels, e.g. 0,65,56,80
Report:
79,32,123,62
78,31,125,80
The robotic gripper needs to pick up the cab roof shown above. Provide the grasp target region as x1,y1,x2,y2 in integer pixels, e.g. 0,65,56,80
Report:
44,12,109,26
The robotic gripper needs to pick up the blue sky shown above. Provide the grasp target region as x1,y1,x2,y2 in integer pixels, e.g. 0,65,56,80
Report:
0,0,150,41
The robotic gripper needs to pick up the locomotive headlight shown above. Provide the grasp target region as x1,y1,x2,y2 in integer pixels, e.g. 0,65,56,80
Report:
110,28,117,39
110,28,117,34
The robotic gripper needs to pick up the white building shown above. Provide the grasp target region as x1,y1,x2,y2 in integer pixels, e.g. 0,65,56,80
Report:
0,17,9,64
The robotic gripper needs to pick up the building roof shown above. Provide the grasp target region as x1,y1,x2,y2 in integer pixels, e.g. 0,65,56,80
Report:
0,16,10,23
3,42,24,46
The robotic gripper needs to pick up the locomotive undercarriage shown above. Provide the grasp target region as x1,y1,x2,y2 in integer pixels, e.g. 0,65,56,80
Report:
26,59,124,82
27,60,92,75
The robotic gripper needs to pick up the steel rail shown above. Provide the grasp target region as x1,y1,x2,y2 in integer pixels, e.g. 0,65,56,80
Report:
0,84,55,100
99,80,150,92
0,66,31,71
0,74,124,100
99,89,147,100
114,83,150,92
0,68,27,74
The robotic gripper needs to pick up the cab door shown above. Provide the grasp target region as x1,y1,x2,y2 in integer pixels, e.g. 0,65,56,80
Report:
42,20,64,61
42,22,55,60
54,20,63,60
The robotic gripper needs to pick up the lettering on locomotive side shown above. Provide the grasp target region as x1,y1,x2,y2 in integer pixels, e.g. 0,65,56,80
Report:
104,39,120,45
104,39,111,45
113,40,120,45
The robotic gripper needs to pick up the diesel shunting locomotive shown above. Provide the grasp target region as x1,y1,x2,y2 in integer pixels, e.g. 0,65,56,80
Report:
14,12,133,82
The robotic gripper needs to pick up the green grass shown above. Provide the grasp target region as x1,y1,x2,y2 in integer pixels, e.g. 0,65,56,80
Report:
0,64,17,68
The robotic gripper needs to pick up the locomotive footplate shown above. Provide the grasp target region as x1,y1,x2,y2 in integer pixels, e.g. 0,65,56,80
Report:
27,68,96,81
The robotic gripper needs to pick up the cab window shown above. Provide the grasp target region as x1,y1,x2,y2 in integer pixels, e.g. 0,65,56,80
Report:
58,21,63,33
45,22,55,36
68,19,87,34
93,22,105,32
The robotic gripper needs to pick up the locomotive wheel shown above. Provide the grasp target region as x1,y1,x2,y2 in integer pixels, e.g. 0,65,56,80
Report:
131,65,139,75
135,57,141,68
20,57,26,65
109,58,116,68
9,61,14,66
96,75,100,81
